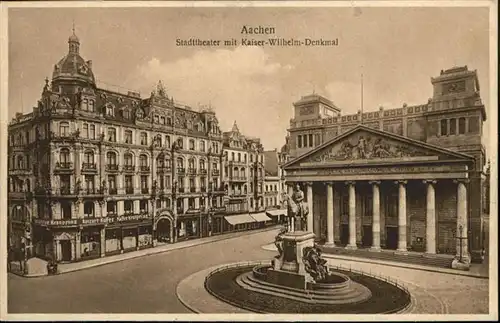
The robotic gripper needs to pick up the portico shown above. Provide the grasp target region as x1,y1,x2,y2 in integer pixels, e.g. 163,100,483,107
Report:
283,125,474,268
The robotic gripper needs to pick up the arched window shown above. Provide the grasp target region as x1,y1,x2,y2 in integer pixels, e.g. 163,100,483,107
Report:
84,150,94,164
25,179,31,192
199,159,206,170
233,167,239,177
189,139,195,150
16,155,24,169
59,122,70,136
157,155,164,168
140,132,148,145
176,157,184,169
136,108,144,119
238,153,241,162
124,153,134,166
60,148,70,163
165,157,171,169
106,104,115,116
89,100,95,112
240,167,245,178
199,140,205,152
154,134,162,147
106,151,117,165
139,154,148,167
123,109,130,119
165,135,171,148
82,99,88,111
177,138,184,149
188,158,195,170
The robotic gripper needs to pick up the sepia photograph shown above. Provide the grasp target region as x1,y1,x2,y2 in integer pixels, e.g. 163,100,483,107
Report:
0,1,497,321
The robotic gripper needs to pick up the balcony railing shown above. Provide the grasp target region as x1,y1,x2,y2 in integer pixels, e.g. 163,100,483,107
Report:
141,188,149,194
55,162,74,171
177,167,186,175
105,164,119,172
187,168,197,175
199,169,208,175
83,188,103,195
122,165,135,172
125,187,134,194
157,166,172,173
212,169,220,176
230,176,247,181
81,163,97,171
139,165,151,172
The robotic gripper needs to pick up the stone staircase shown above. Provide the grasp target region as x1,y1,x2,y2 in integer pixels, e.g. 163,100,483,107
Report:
319,246,454,269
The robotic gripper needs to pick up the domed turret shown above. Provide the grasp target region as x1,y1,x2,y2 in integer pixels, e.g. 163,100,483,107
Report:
52,27,95,87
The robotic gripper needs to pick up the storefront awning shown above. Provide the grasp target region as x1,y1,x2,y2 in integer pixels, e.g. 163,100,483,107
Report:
249,212,272,222
224,214,257,226
265,209,287,217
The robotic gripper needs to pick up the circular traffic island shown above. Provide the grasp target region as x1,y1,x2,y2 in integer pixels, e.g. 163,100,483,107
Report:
204,263,412,314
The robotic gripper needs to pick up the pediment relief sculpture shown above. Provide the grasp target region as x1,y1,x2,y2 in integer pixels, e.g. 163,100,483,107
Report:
309,135,432,163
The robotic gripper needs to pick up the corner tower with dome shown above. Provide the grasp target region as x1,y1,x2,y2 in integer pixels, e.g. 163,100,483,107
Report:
7,31,228,266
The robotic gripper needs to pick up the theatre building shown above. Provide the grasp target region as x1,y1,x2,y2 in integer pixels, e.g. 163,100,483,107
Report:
7,31,225,263
283,66,488,268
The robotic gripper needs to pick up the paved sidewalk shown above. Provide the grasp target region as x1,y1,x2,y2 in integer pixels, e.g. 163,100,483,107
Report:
13,226,278,278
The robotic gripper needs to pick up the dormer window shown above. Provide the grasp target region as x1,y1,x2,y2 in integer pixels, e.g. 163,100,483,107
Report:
89,100,95,112
106,104,115,117
136,108,145,119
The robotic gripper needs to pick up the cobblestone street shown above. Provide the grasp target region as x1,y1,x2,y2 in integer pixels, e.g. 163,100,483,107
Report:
8,229,489,314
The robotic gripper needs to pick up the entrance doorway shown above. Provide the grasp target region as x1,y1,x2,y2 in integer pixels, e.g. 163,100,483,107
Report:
362,225,372,247
60,240,72,261
386,226,398,250
156,219,171,243
340,224,349,246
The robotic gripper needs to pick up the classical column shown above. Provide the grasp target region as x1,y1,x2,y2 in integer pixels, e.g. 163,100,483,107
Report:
326,182,335,246
306,182,314,232
369,181,381,251
424,180,437,254
396,180,407,252
346,181,357,249
454,179,470,264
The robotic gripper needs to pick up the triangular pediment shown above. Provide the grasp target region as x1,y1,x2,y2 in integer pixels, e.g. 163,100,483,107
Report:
285,125,473,168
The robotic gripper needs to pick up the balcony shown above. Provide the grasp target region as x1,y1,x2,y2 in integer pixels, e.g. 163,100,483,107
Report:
157,166,171,173
177,167,186,175
199,169,208,175
122,165,135,173
229,176,247,182
125,187,134,194
141,188,149,194
139,165,151,173
83,188,103,196
228,160,247,166
105,164,119,172
212,169,220,176
54,162,74,174
81,163,97,173
109,188,118,195
187,168,197,175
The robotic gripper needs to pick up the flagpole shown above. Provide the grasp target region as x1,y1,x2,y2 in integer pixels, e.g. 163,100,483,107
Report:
360,69,364,124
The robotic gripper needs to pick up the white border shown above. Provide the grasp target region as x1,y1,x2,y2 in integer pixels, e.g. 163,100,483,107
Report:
0,1,497,321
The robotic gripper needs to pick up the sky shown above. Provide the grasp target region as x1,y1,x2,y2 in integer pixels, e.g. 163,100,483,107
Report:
8,6,491,152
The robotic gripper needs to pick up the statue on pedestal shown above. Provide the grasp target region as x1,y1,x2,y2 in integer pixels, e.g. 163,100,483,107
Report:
284,184,309,231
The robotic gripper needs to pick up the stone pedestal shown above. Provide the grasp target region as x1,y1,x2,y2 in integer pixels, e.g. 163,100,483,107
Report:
269,231,315,289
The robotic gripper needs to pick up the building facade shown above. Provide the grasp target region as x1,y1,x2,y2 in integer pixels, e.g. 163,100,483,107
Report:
263,149,289,224
218,122,269,232
283,66,488,268
7,32,226,263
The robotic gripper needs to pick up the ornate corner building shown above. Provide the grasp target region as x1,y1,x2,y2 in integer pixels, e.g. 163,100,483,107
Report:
283,66,489,267
7,32,227,263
